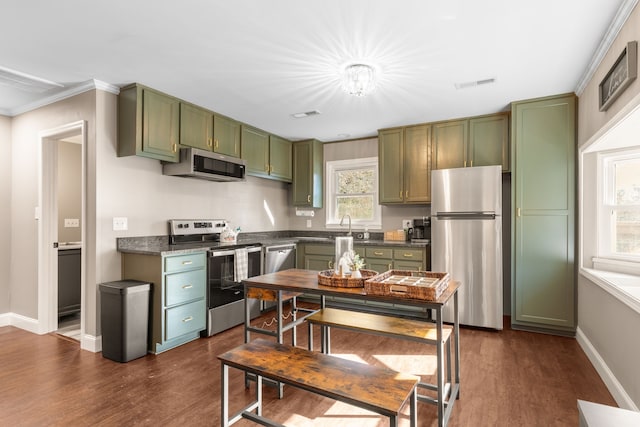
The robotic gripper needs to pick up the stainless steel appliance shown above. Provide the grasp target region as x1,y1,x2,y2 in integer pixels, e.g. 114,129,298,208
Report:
162,148,246,182
409,217,430,243
168,219,261,337
262,244,296,311
431,166,503,329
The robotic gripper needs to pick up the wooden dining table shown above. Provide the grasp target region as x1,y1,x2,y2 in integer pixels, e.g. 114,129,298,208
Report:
242,268,460,427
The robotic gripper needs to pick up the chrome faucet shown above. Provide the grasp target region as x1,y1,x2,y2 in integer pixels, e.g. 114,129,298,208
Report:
340,214,352,236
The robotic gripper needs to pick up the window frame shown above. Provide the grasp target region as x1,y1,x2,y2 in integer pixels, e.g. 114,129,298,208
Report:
597,148,640,264
325,157,382,230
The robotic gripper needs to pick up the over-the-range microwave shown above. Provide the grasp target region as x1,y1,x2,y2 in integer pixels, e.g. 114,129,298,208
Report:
162,147,246,182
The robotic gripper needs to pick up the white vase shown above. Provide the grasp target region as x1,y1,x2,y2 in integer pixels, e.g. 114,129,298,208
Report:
351,270,362,278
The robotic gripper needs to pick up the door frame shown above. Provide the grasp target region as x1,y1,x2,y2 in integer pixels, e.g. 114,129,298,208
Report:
37,120,87,336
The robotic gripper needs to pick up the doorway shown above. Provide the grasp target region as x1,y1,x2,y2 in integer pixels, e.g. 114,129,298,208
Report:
37,121,86,344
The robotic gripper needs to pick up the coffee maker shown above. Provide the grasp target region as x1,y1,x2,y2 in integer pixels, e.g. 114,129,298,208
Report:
410,217,430,242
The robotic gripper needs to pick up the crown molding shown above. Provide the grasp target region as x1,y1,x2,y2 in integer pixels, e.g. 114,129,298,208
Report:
9,79,120,117
575,0,640,95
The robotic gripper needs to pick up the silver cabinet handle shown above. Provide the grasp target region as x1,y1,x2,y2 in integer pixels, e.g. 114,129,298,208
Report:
182,316,193,323
182,284,193,289
182,260,193,265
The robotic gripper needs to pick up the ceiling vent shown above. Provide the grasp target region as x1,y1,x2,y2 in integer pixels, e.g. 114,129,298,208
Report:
454,78,496,90
291,110,321,119
0,65,64,93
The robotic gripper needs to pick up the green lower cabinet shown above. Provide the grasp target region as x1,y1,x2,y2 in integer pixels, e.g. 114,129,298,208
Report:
511,93,576,334
122,251,207,353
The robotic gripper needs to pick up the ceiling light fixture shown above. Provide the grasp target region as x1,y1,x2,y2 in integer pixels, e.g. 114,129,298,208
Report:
341,64,376,97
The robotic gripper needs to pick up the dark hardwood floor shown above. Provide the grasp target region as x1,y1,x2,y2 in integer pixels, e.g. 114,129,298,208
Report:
0,306,616,426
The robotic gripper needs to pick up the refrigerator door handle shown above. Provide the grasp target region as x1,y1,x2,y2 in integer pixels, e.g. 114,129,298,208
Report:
435,211,496,220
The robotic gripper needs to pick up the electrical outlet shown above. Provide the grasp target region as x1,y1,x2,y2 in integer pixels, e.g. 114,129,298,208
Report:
402,219,412,229
113,217,128,231
64,218,79,228
306,219,312,228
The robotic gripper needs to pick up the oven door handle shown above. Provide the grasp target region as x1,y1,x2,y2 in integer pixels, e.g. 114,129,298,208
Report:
209,246,262,257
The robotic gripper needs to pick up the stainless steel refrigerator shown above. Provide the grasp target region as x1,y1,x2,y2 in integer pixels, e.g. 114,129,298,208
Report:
431,165,503,329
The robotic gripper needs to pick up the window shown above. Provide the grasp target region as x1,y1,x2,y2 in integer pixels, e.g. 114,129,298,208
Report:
325,157,381,229
598,149,640,261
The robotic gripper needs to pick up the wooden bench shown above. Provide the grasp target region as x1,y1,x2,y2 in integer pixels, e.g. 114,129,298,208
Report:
218,338,419,427
306,308,455,409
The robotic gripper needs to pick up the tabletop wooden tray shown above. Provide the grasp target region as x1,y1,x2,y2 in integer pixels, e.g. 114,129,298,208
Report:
317,269,379,288
364,270,450,301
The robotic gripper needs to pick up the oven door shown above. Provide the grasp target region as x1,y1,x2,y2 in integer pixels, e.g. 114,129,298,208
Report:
205,245,262,336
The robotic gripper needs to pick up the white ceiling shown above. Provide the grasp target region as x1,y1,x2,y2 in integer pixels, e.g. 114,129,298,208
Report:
0,0,631,142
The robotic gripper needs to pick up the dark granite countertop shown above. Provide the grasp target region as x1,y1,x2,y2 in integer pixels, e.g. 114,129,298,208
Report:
117,231,429,256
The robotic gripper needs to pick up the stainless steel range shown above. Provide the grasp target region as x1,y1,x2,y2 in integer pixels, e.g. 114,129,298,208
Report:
168,219,262,336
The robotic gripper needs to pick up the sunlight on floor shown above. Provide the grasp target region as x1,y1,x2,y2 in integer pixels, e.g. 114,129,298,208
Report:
373,354,436,376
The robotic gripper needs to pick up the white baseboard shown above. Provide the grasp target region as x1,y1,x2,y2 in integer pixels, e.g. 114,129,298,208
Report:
0,312,10,327
81,334,101,353
8,313,40,334
576,326,638,411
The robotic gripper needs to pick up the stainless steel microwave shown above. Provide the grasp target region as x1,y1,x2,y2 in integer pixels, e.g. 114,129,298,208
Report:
162,147,246,182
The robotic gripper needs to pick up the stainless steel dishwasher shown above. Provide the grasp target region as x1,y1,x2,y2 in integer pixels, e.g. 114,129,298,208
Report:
262,244,296,310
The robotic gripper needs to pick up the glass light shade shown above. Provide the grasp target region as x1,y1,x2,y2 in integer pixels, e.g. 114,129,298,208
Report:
341,64,376,96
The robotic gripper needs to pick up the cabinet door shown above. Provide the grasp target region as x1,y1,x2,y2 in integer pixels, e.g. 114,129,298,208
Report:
512,94,575,331
393,260,424,271
293,139,323,207
404,124,431,203
378,128,404,203
469,114,509,171
305,255,334,271
293,140,312,206
368,260,392,274
241,126,270,178
142,88,179,161
432,120,467,170
213,115,241,157
269,135,293,182
180,103,213,151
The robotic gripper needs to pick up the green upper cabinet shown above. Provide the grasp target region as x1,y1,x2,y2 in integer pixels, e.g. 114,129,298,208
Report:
469,113,509,171
404,124,431,203
269,135,293,182
241,125,270,178
213,114,241,157
241,126,292,182
511,93,576,334
118,83,180,162
378,128,404,203
378,124,430,204
432,120,467,170
432,113,509,171
180,102,213,151
293,139,323,207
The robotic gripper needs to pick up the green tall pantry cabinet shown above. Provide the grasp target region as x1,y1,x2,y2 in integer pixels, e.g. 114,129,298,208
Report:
511,93,576,335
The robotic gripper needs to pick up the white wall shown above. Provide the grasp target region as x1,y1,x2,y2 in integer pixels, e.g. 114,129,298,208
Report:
577,3,640,410
0,115,11,316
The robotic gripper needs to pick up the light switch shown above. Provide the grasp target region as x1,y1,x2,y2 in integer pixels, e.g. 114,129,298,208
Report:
306,219,312,228
64,218,80,228
113,217,128,231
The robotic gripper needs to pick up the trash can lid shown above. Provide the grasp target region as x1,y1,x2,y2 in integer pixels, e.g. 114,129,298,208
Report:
99,280,151,295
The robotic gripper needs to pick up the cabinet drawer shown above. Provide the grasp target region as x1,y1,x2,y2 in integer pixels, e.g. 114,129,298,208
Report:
164,252,206,273
365,247,393,259
165,299,206,341
393,249,424,261
394,260,424,271
305,244,334,256
165,269,206,306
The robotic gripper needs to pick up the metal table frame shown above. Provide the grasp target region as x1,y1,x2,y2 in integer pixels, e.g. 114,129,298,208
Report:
243,269,460,427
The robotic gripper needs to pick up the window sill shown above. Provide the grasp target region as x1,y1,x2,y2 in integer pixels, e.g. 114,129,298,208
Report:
580,267,640,315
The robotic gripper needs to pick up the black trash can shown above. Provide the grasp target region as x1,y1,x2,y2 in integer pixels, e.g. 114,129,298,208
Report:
99,280,151,362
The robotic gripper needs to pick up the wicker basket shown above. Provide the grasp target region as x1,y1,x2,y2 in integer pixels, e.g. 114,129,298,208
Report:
317,269,379,288
364,270,450,301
